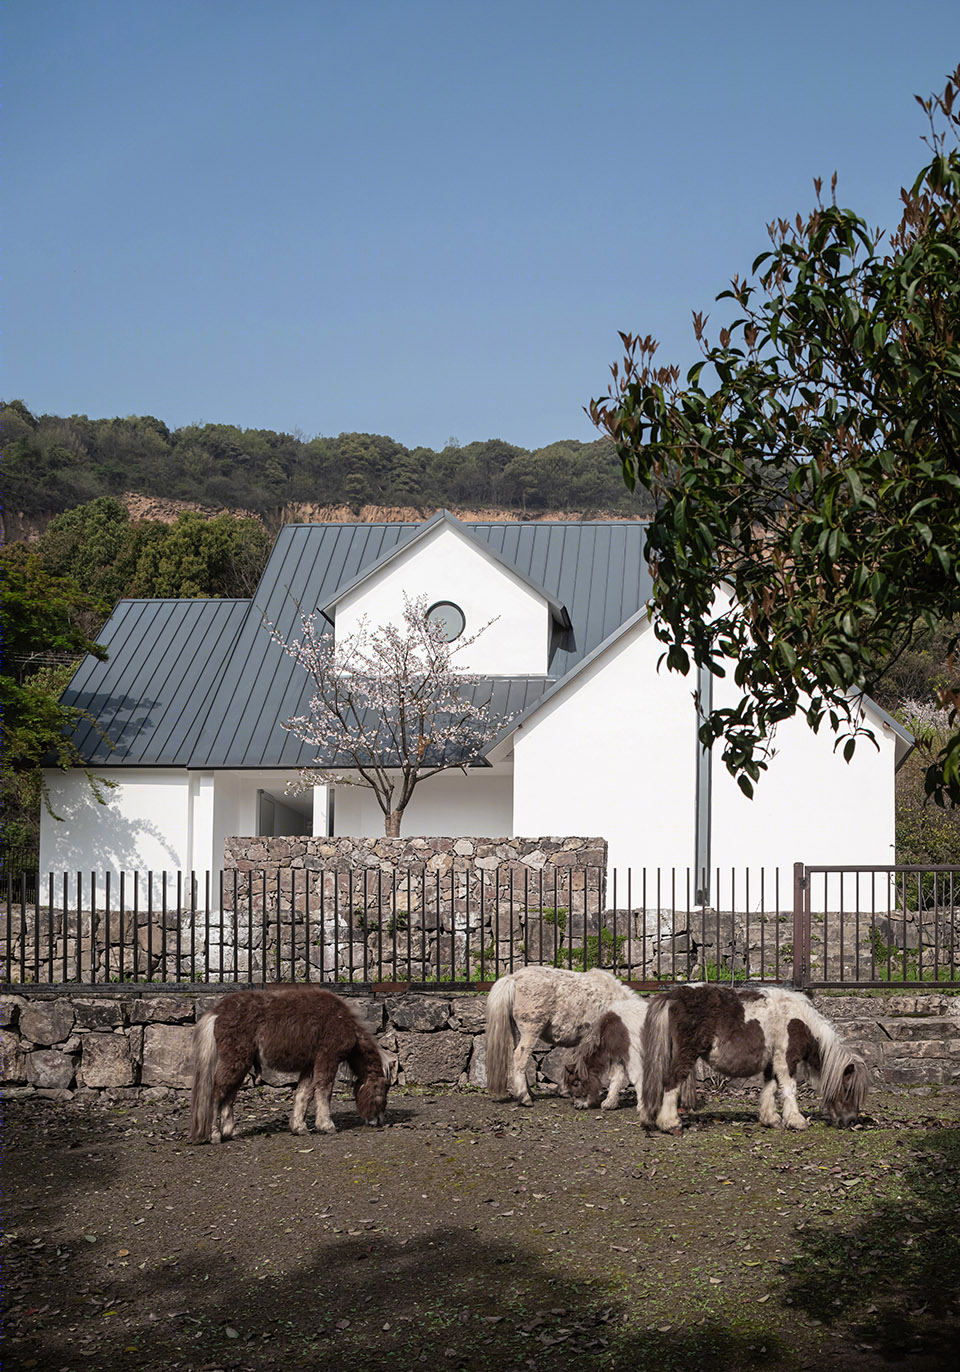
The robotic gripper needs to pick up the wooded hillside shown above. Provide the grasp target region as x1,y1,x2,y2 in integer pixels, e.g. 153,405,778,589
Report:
0,401,650,535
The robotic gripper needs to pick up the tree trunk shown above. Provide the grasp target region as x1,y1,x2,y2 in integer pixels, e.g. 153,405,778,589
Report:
384,810,403,837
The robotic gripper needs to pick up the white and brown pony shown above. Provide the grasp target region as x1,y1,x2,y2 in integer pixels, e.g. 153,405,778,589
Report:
189,986,389,1143
563,1003,699,1113
561,1000,648,1110
640,984,868,1133
485,965,643,1106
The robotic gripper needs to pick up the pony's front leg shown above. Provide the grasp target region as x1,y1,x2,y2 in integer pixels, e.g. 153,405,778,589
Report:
213,1066,245,1142
776,1069,808,1130
311,1059,339,1134
655,1085,683,1133
512,1028,538,1105
289,1073,313,1135
601,1064,627,1110
758,1074,782,1128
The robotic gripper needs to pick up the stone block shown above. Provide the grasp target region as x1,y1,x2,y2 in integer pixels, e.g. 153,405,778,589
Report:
448,995,487,1032
25,1047,77,1090
140,1023,195,1088
1,1028,26,1083
339,998,385,1037
468,1034,486,1088
19,999,75,1046
129,996,196,1024
80,1032,136,1087
74,1000,126,1030
1,995,24,1028
399,1029,470,1084
385,994,450,1031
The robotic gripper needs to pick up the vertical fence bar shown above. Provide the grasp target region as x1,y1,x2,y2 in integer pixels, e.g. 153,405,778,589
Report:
173,872,181,983
611,868,618,977
205,872,212,984
435,870,442,982
357,871,364,984
30,871,40,985
77,872,84,983
89,872,97,984
62,873,69,984
118,872,126,985
509,869,515,974
5,875,11,985
406,868,412,982
245,871,252,987
378,868,385,983
132,873,140,982
47,873,55,986
792,863,805,988
259,871,266,987
451,868,456,982
333,872,340,985
743,869,748,981
626,868,632,980
159,873,168,983
391,868,398,982
479,873,486,982
304,874,311,984
464,867,471,984
104,872,112,985
318,872,326,983
275,871,282,983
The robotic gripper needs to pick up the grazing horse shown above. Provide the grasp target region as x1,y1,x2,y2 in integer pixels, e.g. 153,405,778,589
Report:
485,965,642,1106
562,1001,647,1110
640,983,868,1133
564,1004,698,1113
189,986,388,1144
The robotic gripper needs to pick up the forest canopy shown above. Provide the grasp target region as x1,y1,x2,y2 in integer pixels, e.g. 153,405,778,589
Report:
0,402,647,519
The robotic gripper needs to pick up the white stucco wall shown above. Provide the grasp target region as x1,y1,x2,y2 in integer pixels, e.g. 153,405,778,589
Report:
332,522,553,675
40,768,197,889
39,767,312,895
511,617,697,877
332,765,513,839
708,679,901,908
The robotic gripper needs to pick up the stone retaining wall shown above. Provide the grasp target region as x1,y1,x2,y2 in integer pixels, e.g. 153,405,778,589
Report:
3,988,958,1101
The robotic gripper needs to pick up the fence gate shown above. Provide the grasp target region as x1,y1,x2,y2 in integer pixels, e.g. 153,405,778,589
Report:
794,863,960,989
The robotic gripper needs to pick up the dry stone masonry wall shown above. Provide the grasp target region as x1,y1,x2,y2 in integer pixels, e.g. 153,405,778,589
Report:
3,990,958,1103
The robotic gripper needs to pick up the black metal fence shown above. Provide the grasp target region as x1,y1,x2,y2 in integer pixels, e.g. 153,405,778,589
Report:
3,863,958,991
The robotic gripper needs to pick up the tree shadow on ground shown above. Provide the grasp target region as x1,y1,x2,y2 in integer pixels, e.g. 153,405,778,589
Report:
783,1125,960,1363
7,1222,787,1372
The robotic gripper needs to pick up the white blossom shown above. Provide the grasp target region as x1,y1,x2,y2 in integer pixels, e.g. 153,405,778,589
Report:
270,594,512,835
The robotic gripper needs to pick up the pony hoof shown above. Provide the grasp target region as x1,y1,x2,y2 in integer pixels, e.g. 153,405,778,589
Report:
785,1117,808,1131
316,1122,337,1135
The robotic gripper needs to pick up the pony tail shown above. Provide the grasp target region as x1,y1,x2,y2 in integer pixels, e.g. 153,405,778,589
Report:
485,976,516,1099
188,1013,219,1143
641,995,673,1121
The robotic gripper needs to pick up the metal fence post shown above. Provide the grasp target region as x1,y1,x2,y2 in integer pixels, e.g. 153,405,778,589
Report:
792,862,807,988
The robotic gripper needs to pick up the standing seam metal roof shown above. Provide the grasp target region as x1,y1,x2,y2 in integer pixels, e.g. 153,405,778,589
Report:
61,518,653,768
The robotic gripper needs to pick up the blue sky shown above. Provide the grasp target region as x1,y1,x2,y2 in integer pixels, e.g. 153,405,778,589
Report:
5,1,957,451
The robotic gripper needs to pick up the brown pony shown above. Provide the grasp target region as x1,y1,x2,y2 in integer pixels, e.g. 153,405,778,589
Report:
188,986,389,1143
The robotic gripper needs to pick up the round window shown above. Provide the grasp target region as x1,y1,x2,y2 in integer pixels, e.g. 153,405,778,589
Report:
426,600,466,642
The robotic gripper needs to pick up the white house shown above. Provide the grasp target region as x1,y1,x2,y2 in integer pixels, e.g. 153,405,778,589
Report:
42,510,912,896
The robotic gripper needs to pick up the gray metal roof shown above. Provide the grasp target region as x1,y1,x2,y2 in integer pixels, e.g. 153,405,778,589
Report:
61,517,654,768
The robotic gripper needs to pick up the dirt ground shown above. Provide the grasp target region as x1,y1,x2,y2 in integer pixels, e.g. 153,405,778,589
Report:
3,1080,959,1372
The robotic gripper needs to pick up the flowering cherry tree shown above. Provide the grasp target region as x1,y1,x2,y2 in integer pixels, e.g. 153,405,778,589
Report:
272,594,508,836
